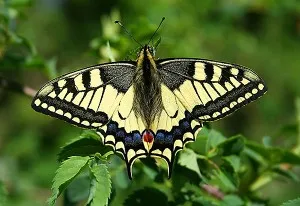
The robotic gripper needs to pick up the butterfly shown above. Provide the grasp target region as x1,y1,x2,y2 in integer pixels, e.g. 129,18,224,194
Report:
31,22,267,179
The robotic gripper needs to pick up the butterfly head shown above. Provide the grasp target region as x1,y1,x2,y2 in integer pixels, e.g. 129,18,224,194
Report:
146,45,155,57
138,45,156,59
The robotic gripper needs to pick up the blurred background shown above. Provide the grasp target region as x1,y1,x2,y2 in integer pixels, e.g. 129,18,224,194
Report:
1,0,300,205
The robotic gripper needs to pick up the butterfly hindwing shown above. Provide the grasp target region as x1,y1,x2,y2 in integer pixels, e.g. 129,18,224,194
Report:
157,58,267,121
149,84,203,177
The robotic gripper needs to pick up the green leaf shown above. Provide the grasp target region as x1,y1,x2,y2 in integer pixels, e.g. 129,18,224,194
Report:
222,155,240,173
178,148,201,177
48,156,90,206
272,166,299,182
281,197,300,206
0,182,7,206
206,128,227,156
220,195,244,206
217,135,245,156
66,171,91,203
211,168,237,192
58,131,111,162
188,127,209,155
124,187,169,206
245,141,300,165
189,127,227,156
281,150,300,165
90,164,112,206
250,173,272,191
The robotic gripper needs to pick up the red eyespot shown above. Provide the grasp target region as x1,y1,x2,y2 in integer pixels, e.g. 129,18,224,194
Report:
142,130,154,143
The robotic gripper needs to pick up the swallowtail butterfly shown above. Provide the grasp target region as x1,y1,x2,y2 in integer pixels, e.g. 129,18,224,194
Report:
32,20,267,179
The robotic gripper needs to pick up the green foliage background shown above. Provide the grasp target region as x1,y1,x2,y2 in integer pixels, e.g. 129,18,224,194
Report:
1,0,300,205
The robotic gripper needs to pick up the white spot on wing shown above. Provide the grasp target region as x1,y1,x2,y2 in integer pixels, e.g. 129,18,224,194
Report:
58,88,68,99
230,68,239,75
34,99,41,106
56,109,63,115
173,139,183,150
73,117,80,123
151,149,162,155
64,112,72,119
183,132,193,142
90,69,102,87
252,88,258,94
127,149,136,161
72,92,85,105
211,65,222,81
91,122,102,127
245,92,252,99
258,83,264,90
194,82,210,105
48,91,57,98
80,90,94,109
74,74,85,91
81,120,90,127
229,77,241,88
58,79,66,87
230,101,237,108
241,78,250,85
162,148,172,161
89,88,103,112
204,83,219,100
106,135,115,144
222,107,229,113
212,112,220,118
65,93,73,102
225,82,234,91
48,106,55,112
194,62,206,80
213,83,226,95
116,142,125,152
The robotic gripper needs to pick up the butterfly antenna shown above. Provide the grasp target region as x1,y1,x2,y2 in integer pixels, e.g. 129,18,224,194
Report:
148,17,165,45
115,20,143,47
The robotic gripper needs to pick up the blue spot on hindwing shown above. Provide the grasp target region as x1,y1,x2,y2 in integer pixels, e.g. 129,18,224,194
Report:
107,123,117,134
173,128,182,137
165,134,173,144
116,130,125,139
155,132,165,143
132,133,142,145
125,135,132,145
181,120,190,130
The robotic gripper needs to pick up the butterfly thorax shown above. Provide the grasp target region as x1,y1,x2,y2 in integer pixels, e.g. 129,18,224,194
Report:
133,45,163,128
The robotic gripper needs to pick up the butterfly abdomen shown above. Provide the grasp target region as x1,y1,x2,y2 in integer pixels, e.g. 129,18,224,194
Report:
133,46,163,127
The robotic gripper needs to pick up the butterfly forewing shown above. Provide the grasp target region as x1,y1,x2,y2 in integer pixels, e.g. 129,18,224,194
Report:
157,58,267,121
32,62,136,128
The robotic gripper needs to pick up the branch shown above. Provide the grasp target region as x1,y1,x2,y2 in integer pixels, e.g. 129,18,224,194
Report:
0,76,36,98
201,184,224,200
